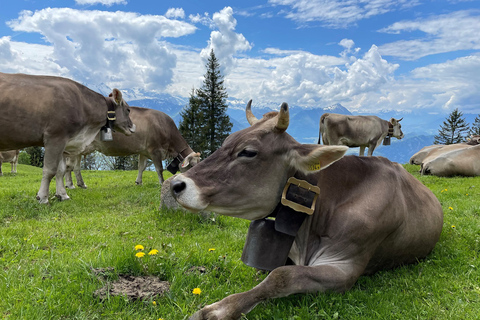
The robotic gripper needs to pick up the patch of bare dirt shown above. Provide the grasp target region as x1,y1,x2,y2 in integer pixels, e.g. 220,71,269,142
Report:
92,268,170,300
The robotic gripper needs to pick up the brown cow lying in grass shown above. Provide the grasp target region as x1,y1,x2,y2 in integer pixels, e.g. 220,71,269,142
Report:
171,101,443,320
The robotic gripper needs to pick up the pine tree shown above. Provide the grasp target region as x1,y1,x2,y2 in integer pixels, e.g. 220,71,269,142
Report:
434,108,470,144
197,49,232,156
24,146,44,167
179,49,232,158
179,89,206,153
469,115,480,136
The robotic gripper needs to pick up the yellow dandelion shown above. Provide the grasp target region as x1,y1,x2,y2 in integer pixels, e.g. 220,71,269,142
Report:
192,287,202,295
448,207,453,210
152,301,157,306
148,249,159,255
135,252,146,258
452,225,456,229
135,244,144,251
208,248,215,252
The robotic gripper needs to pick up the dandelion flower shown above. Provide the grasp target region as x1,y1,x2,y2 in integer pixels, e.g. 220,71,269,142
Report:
192,287,202,295
452,225,456,229
208,248,215,252
135,252,146,258
135,244,144,251
148,249,159,255
152,301,156,306
448,207,453,210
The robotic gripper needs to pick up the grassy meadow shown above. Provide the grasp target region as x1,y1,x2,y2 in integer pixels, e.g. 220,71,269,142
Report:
0,163,479,319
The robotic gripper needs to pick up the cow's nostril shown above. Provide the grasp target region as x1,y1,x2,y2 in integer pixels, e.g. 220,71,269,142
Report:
171,180,186,197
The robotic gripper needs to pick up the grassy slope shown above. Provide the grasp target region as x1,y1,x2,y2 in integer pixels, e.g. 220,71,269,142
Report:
0,163,479,320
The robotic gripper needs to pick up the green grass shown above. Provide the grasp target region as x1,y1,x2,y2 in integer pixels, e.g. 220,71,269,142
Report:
1,163,479,319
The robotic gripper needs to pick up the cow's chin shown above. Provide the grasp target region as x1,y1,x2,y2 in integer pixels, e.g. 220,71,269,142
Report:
206,206,270,221
116,124,136,136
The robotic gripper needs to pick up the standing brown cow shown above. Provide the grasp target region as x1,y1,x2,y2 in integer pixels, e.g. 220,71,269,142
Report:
0,150,19,176
320,113,404,156
65,106,201,188
0,72,136,203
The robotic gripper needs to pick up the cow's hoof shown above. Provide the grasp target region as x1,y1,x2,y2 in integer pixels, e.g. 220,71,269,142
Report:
135,181,142,186
78,184,87,189
56,194,71,201
36,195,49,204
66,185,75,189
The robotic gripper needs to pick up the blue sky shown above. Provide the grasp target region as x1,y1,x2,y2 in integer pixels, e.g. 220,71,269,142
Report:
1,0,479,114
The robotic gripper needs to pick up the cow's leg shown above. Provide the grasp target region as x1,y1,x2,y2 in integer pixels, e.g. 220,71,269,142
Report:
151,150,165,184
359,146,366,156
55,156,70,201
11,161,16,173
136,154,148,185
65,156,76,189
0,161,3,176
73,155,87,189
189,263,362,320
37,143,68,204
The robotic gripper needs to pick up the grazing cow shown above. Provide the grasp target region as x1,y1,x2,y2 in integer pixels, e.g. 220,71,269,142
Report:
319,113,404,156
171,101,443,320
422,144,480,176
0,72,136,203
0,150,19,176
65,107,201,188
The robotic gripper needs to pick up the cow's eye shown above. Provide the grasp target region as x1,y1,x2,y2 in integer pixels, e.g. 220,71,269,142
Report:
238,149,257,158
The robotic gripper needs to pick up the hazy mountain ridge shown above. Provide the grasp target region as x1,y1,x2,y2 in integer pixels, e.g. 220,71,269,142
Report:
98,89,477,164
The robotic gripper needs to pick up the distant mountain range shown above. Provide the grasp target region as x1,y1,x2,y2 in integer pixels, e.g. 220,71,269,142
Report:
106,89,478,165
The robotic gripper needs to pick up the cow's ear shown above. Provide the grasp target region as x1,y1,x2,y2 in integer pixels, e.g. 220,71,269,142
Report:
390,118,397,125
111,88,123,105
289,145,348,174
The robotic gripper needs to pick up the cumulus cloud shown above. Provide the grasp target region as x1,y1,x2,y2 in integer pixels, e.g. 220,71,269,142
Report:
268,0,419,28
378,10,480,60
166,8,185,19
7,8,196,92
200,7,252,74
75,0,127,6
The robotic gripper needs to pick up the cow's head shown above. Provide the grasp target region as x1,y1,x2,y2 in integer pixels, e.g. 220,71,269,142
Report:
466,135,480,145
179,152,202,173
390,117,404,139
171,101,348,220
107,89,136,136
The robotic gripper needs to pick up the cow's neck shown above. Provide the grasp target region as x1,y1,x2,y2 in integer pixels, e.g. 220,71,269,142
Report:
241,171,319,271
387,122,394,137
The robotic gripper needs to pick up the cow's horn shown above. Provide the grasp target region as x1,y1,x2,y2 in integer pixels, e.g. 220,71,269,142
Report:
275,102,289,131
246,100,259,126
398,117,403,122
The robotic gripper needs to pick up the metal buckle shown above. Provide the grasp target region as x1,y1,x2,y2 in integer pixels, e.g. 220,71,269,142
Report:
281,177,320,215
107,111,116,121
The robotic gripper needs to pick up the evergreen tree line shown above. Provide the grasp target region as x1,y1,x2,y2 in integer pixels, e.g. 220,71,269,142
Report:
434,108,480,145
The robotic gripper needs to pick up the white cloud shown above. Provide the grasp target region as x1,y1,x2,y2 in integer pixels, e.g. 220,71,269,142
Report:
166,8,185,19
75,0,127,6
200,7,252,74
378,10,480,60
6,8,196,91
268,0,419,28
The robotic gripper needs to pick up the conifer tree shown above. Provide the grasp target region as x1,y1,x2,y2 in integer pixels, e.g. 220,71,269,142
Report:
434,108,470,144
179,89,206,153
179,49,232,158
469,115,480,136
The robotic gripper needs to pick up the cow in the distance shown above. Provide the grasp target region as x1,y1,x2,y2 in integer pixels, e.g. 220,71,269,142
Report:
65,107,201,188
422,144,480,177
171,101,443,319
0,150,20,176
319,113,404,156
0,72,136,203
410,135,480,166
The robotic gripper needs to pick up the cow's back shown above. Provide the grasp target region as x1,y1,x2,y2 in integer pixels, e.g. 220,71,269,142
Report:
0,72,105,150
300,156,443,273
